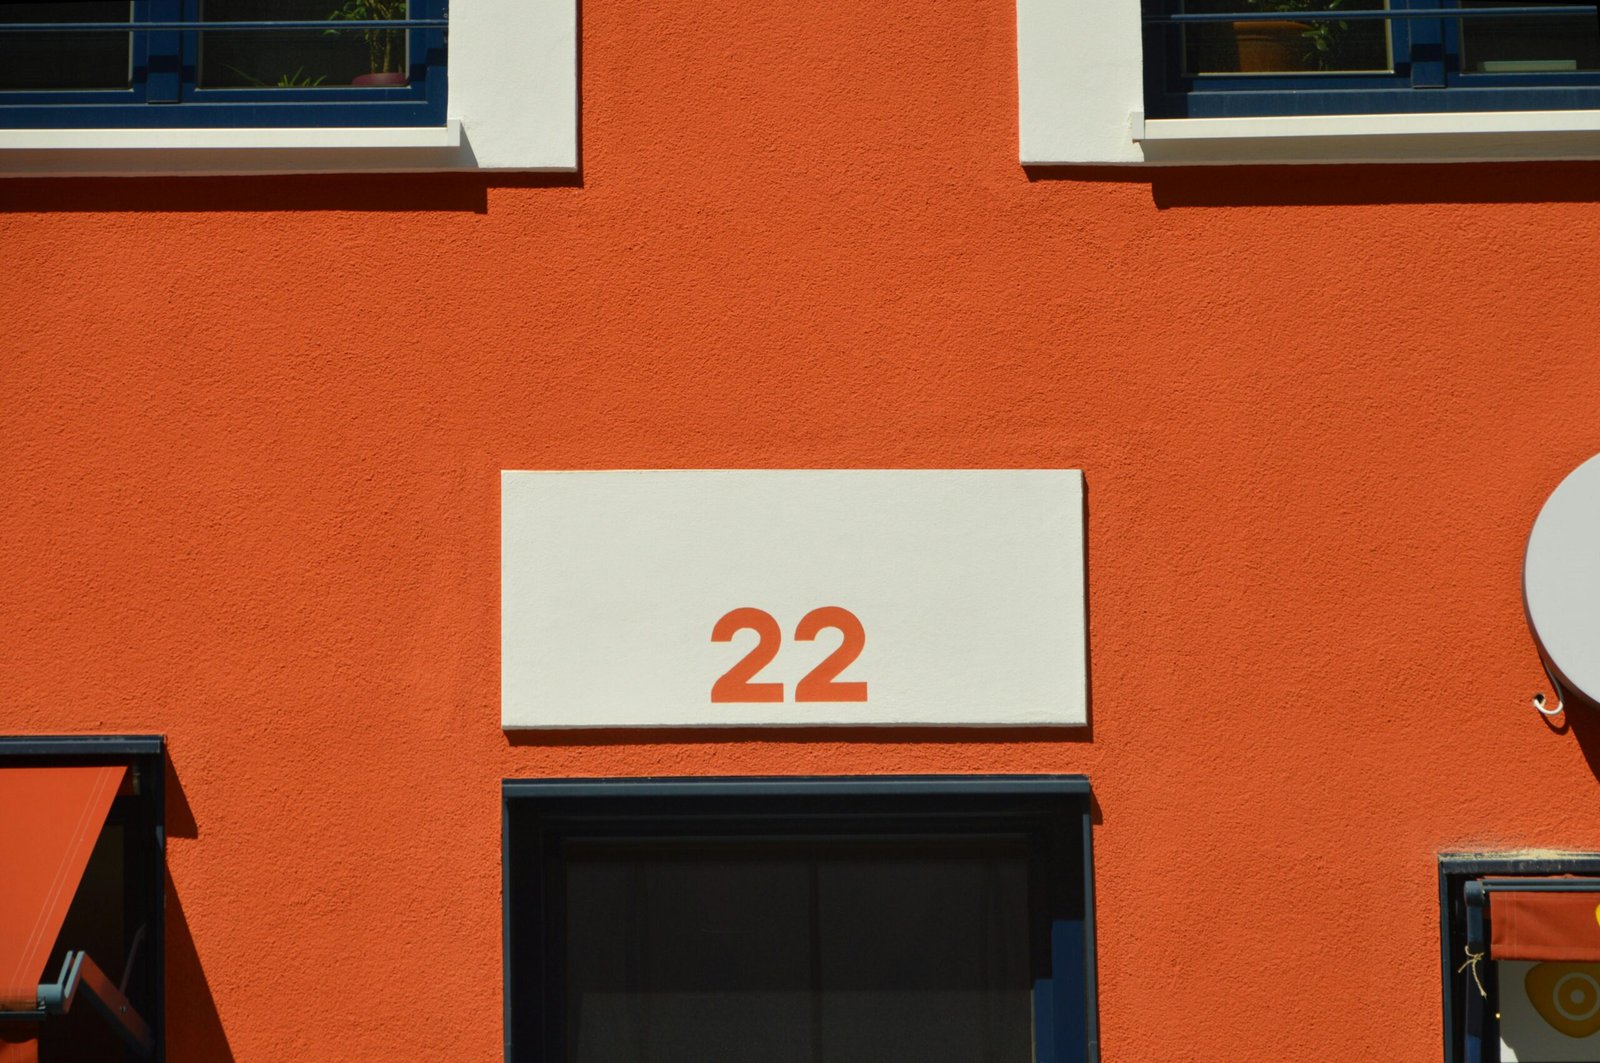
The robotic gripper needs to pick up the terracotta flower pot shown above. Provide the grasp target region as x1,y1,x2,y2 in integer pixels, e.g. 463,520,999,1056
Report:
352,71,408,87
1232,20,1312,73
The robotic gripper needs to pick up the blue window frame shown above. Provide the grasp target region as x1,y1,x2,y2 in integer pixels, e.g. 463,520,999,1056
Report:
0,1,446,128
1144,2,1600,118
503,776,1099,1063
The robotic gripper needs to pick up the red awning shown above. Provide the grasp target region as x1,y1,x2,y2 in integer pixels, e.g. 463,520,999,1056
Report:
0,766,125,1011
1491,889,1600,962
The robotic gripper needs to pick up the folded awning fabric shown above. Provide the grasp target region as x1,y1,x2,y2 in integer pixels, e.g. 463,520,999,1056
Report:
1490,887,1600,962
0,766,125,1011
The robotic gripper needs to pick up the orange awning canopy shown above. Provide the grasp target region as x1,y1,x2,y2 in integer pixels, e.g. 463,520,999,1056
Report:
0,765,125,1012
1490,887,1600,963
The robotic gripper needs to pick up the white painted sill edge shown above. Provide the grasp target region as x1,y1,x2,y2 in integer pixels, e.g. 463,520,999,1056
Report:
1128,108,1600,165
0,118,584,175
0,119,463,151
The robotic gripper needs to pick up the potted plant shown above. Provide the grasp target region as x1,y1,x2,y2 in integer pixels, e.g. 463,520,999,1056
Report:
327,0,410,86
1230,0,1354,73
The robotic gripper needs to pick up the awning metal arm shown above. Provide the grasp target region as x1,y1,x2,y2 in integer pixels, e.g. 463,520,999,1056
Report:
29,951,153,1058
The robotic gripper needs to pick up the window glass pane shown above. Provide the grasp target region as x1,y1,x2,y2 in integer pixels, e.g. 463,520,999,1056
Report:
198,0,408,89
1182,1,1393,76
1460,0,1600,73
0,2,130,92
564,841,1032,1063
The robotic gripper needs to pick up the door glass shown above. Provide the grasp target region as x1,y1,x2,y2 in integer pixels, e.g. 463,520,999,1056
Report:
1460,0,1600,73
564,840,1033,1063
0,2,131,91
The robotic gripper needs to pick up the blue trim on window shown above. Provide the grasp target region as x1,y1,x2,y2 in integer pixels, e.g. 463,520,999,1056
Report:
148,0,181,103
1039,917,1090,1058
1145,0,1600,119
0,1,445,128
0,97,444,129
1160,84,1600,118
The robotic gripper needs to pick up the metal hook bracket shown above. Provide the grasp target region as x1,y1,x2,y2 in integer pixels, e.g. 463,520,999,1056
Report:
1535,658,1569,718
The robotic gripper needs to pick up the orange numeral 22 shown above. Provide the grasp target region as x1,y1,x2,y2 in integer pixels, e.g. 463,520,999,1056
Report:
711,606,868,703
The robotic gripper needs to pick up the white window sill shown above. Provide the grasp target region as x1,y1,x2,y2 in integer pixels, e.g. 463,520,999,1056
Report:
1016,0,1600,166
1133,109,1600,165
0,122,462,151
0,120,528,177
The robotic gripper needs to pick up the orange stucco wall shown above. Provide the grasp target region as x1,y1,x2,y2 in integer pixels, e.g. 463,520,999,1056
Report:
5,1,1600,1059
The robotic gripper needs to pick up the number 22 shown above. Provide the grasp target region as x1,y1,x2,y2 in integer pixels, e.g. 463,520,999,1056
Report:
711,607,868,703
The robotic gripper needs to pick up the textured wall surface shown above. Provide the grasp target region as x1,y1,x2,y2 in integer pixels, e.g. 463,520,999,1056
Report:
5,0,1600,1059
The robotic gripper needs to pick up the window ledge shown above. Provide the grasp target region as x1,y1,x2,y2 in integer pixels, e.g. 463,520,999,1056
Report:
0,119,487,175
1133,109,1600,165
1,120,460,152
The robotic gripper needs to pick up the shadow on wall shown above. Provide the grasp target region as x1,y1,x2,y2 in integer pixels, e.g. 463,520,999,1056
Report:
1541,690,1600,788
17,160,1600,214
503,723,1097,749
165,874,235,1063
500,731,1107,828
164,759,235,1063
0,171,579,214
1025,161,1600,209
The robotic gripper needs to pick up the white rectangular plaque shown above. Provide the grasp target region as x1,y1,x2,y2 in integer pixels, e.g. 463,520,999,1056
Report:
501,469,1086,728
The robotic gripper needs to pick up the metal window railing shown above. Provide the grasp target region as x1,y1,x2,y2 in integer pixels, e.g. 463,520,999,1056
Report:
1144,5,1598,24
0,19,446,32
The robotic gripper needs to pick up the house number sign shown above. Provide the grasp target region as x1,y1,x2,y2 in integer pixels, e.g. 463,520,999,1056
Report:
501,469,1086,728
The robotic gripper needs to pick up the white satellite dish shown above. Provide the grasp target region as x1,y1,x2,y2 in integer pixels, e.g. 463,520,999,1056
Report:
1526,452,1600,712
